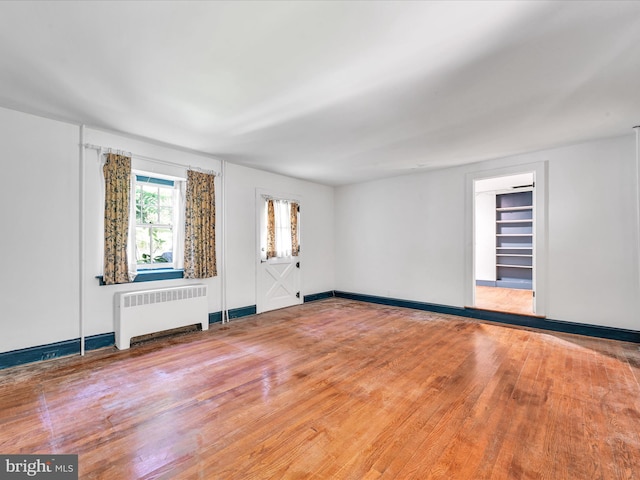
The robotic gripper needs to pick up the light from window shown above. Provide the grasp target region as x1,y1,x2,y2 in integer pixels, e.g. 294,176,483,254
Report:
263,198,299,259
273,200,293,257
135,176,176,268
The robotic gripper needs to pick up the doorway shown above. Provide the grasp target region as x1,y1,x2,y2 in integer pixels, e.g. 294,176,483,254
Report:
465,162,547,317
473,172,537,315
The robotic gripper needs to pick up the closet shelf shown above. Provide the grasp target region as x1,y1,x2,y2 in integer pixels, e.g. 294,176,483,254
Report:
496,190,533,290
496,205,533,212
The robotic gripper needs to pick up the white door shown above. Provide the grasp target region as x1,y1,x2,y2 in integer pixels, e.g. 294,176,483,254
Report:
256,191,302,314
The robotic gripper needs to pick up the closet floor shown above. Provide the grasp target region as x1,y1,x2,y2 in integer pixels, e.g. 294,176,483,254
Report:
475,286,534,315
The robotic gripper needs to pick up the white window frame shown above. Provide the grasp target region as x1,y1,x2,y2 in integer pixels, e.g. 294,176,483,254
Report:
132,171,184,271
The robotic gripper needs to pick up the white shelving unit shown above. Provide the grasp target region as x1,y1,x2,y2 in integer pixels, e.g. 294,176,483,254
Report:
495,191,533,290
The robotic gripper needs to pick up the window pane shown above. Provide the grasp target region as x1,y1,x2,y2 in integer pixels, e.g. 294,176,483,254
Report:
136,226,152,264
134,176,178,267
274,200,292,257
159,206,173,225
159,188,173,207
151,227,173,263
135,185,143,223
139,185,159,223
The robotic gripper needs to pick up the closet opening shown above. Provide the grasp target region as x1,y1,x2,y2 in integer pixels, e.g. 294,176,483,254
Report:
474,172,535,315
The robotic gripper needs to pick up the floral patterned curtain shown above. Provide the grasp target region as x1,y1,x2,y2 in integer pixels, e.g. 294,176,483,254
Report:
184,170,217,278
266,199,277,259
290,202,299,256
103,153,132,284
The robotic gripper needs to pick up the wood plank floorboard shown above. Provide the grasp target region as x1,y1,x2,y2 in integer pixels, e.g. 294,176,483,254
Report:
475,286,534,315
1,298,639,479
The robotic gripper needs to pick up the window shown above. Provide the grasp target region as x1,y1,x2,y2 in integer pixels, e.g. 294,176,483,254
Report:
263,198,299,260
133,174,183,270
100,156,191,285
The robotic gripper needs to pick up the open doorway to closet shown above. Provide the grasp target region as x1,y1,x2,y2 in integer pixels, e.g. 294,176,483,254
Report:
474,173,535,315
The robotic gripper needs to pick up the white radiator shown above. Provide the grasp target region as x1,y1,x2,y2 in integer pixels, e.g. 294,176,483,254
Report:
115,284,209,350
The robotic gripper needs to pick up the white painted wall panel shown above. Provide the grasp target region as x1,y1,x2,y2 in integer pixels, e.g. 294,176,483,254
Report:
335,169,465,307
335,135,640,330
544,137,639,329
475,192,496,282
0,108,334,353
0,107,80,352
1,103,637,354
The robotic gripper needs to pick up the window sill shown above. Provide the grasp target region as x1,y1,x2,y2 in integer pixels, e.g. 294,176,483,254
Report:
96,269,184,286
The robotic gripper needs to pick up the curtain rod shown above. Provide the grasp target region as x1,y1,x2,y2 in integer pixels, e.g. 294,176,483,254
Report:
82,143,221,177
261,194,300,203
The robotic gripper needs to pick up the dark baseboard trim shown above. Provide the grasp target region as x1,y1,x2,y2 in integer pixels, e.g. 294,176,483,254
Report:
475,280,496,287
0,339,79,370
334,291,640,344
335,291,467,316
210,305,257,322
5,294,638,370
463,307,640,343
304,291,335,303
228,305,257,319
84,332,116,351
0,332,114,371
1,305,258,369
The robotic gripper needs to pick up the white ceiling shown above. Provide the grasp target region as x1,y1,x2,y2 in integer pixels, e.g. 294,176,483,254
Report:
1,1,639,186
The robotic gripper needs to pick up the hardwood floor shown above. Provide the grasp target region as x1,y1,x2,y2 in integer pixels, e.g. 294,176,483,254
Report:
475,286,534,315
1,298,639,479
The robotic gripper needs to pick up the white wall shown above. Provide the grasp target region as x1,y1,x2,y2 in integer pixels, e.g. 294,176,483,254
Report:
335,135,640,331
545,137,639,328
81,127,224,338
0,108,335,353
335,168,465,307
224,162,335,310
0,106,80,352
82,131,334,338
2,103,638,355
475,191,495,282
